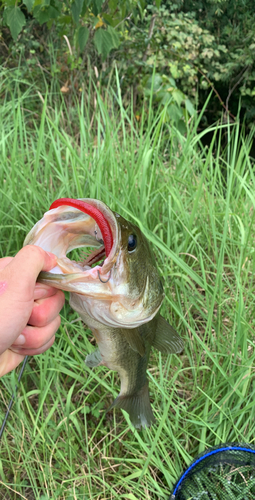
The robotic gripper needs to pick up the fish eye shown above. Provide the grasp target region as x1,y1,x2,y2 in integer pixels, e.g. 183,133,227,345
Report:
128,234,137,253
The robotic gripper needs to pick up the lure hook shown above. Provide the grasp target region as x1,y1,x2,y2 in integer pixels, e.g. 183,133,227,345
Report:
98,269,111,283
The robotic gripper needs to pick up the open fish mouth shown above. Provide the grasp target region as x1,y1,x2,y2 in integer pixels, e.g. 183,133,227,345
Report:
24,197,164,327
24,198,119,294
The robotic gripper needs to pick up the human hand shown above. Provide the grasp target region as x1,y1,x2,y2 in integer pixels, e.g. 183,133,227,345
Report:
0,246,65,377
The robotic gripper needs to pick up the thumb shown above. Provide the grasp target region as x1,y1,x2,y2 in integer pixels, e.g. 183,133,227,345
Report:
0,246,57,299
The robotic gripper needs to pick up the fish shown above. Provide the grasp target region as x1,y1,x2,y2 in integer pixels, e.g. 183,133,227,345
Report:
24,198,184,428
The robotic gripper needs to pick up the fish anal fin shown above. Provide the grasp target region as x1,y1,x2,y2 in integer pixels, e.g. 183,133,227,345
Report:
85,349,103,368
108,381,155,429
121,328,146,357
152,315,184,354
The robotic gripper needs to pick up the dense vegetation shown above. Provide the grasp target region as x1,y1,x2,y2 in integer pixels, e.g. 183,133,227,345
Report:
0,1,254,499
0,67,254,499
1,0,255,129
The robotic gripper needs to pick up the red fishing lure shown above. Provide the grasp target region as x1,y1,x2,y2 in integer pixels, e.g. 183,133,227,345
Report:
49,198,113,257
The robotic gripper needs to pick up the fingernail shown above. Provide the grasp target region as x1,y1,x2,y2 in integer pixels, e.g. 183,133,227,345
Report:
34,286,50,300
13,334,26,346
46,251,57,260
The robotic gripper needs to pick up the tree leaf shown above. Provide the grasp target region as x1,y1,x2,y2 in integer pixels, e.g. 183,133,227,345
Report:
107,25,119,48
5,6,26,41
34,6,60,24
92,0,104,16
176,119,187,135
34,0,50,5
3,0,16,6
23,0,35,13
93,26,119,59
146,74,162,92
71,0,84,24
185,98,195,116
81,0,88,16
167,103,182,122
77,26,89,51
172,88,184,106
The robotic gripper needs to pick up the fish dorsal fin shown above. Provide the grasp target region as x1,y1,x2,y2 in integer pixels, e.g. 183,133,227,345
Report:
152,315,184,354
121,328,146,357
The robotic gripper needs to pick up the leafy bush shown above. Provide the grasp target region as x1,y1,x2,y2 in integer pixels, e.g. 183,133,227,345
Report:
182,0,255,121
1,0,126,57
1,0,255,127
117,0,255,126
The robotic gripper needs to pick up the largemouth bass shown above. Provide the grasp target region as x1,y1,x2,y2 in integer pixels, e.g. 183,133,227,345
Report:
24,198,184,428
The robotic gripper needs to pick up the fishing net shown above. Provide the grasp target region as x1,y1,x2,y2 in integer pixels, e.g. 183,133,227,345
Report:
170,444,255,500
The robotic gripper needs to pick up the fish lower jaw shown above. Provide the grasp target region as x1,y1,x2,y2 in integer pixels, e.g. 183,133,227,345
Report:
53,254,96,274
46,256,110,281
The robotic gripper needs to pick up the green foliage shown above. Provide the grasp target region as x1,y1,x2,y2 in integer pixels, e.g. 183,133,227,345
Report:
77,25,89,51
23,0,34,12
121,6,227,97
1,0,255,125
71,0,84,25
182,0,255,119
143,73,195,134
0,0,124,58
0,69,254,498
3,5,26,41
33,2,62,25
115,0,255,125
94,25,120,60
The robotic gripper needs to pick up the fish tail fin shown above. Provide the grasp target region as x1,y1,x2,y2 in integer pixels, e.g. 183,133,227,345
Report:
108,381,155,429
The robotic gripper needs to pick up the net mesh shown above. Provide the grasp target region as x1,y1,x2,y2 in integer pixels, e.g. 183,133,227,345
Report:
171,445,255,500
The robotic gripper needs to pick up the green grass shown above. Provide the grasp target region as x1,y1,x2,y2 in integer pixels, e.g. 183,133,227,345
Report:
0,68,255,500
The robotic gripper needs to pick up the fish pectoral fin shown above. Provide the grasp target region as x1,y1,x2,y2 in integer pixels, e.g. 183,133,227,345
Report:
107,381,155,429
85,349,103,368
121,328,146,357
152,315,184,354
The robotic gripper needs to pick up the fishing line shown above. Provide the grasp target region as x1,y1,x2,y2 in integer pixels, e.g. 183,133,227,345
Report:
170,443,255,499
0,355,29,440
